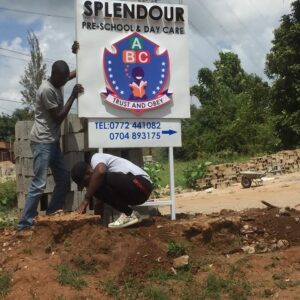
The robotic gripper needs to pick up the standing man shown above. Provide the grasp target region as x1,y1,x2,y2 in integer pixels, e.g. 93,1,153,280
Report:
71,153,153,228
17,58,84,231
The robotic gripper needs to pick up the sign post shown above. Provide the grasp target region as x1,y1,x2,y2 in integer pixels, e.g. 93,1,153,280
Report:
75,0,190,220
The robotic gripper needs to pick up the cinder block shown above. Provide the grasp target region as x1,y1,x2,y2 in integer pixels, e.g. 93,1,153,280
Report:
15,158,21,175
17,192,26,209
44,175,56,193
64,191,74,211
64,152,85,171
101,203,120,226
63,132,89,152
21,158,34,176
15,121,33,140
126,148,144,167
67,114,86,133
16,175,24,192
14,141,20,159
19,140,33,158
64,190,84,211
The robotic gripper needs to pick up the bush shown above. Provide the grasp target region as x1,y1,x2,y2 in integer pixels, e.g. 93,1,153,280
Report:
0,180,17,211
183,162,211,189
144,161,163,198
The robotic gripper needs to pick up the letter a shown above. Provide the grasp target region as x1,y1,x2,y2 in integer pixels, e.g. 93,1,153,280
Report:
131,37,142,50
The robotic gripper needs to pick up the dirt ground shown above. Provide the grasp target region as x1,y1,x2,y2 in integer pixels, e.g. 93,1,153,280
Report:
1,172,300,299
160,172,300,216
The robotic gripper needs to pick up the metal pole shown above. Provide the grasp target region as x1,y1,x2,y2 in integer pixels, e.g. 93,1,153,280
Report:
169,146,176,220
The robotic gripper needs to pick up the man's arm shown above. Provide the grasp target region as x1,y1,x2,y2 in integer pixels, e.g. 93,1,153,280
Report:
49,84,83,125
69,70,76,81
85,163,107,200
77,163,107,214
68,41,79,81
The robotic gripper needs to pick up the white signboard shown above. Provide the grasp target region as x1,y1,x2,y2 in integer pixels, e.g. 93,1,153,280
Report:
76,0,190,119
88,118,182,148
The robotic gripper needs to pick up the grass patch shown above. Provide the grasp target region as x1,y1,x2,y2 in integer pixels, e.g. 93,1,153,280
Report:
0,180,17,211
148,269,173,282
199,272,252,300
0,271,12,297
0,209,18,228
167,241,187,256
55,264,86,290
72,256,97,275
143,287,168,300
195,257,217,272
119,278,142,299
160,160,197,188
63,239,72,252
99,278,120,297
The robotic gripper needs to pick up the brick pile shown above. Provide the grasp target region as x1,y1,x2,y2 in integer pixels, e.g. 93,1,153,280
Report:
197,149,300,190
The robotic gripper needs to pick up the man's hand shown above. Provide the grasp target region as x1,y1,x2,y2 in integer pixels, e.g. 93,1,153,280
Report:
72,41,79,54
71,84,84,99
77,199,89,214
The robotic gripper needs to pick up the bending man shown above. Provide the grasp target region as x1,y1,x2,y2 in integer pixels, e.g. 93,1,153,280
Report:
71,153,153,228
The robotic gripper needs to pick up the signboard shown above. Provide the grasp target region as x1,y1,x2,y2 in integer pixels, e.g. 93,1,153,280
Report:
88,118,182,148
75,0,190,119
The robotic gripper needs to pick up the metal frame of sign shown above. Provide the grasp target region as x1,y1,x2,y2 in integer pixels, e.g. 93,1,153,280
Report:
139,147,176,220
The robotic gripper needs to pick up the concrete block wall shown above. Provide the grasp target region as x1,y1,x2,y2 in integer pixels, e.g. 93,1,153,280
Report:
15,116,93,213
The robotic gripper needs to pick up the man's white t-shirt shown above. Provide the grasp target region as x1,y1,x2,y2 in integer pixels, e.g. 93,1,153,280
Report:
91,153,151,181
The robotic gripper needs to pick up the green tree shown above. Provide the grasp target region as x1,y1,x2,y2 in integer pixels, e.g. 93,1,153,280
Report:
0,113,14,142
0,108,33,142
19,30,47,112
178,52,278,160
265,0,300,148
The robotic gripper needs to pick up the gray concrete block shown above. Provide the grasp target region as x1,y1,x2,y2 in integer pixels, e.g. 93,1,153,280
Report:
18,140,33,158
17,192,26,209
127,148,144,167
61,114,86,135
132,205,160,217
21,158,34,176
63,132,89,152
64,152,85,171
14,141,20,159
15,121,33,140
101,203,120,226
64,191,75,212
15,158,21,175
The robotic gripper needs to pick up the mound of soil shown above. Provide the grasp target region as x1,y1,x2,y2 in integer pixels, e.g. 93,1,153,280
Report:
1,208,300,299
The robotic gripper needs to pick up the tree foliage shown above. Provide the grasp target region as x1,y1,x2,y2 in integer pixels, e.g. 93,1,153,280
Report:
177,52,279,160
19,30,46,112
0,109,33,142
265,0,300,149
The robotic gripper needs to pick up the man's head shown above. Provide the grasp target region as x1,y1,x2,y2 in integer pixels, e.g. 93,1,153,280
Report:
71,161,93,190
50,60,70,88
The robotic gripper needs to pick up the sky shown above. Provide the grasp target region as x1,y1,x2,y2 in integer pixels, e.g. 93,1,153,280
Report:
0,0,293,115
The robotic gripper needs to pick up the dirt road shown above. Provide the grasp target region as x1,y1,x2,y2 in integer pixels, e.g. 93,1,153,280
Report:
160,172,300,215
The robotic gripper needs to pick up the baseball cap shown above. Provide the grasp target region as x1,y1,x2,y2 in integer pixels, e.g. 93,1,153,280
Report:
71,161,90,190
